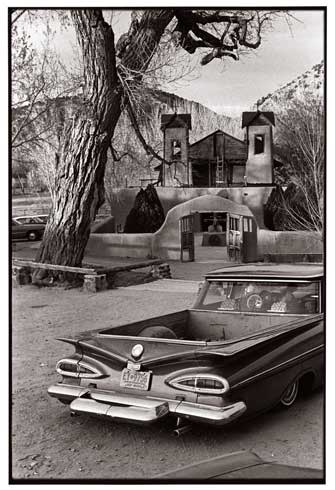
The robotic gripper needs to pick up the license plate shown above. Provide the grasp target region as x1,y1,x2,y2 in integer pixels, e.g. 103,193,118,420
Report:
120,368,151,391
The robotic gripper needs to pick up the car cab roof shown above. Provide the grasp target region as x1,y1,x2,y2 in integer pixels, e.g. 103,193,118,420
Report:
205,263,323,280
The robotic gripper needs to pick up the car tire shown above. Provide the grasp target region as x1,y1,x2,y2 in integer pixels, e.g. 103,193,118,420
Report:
27,231,38,241
280,380,299,408
138,326,177,339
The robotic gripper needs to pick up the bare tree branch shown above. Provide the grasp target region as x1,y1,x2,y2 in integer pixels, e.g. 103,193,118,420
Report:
126,101,170,167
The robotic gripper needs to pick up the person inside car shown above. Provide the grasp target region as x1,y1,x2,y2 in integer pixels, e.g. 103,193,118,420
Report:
270,288,303,314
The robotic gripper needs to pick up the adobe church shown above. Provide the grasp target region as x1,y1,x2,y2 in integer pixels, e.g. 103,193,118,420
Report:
158,111,275,188
89,109,322,263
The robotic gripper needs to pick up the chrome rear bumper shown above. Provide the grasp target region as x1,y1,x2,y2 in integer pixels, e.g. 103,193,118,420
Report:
48,383,246,426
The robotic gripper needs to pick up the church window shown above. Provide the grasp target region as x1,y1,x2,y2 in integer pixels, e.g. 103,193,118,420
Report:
171,139,181,157
254,134,264,154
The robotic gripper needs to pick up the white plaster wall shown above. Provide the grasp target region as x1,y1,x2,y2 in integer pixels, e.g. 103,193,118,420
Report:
246,125,273,183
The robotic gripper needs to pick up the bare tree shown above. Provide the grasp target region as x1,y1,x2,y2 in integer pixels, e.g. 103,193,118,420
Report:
275,94,324,235
11,8,291,268
11,11,82,193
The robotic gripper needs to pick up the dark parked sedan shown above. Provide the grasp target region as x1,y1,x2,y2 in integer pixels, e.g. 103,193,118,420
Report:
155,450,324,481
11,218,45,241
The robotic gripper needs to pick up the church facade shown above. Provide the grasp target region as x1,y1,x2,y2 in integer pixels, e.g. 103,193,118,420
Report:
158,111,276,189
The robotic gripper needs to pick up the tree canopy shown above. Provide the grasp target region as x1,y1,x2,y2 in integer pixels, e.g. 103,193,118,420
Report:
11,8,295,269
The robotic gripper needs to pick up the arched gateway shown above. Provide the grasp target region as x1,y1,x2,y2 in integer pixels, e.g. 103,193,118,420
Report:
152,195,257,263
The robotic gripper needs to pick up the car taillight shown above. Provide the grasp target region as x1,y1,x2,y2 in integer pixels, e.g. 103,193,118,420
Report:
166,374,229,395
56,359,103,379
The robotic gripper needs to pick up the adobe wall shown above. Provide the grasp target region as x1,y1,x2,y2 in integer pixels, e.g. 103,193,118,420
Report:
86,207,323,263
108,186,273,230
86,195,254,261
257,229,323,261
246,125,273,183
86,233,153,259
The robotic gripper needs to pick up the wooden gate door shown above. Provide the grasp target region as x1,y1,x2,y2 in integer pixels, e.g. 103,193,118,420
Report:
241,216,257,262
180,214,195,262
226,213,243,262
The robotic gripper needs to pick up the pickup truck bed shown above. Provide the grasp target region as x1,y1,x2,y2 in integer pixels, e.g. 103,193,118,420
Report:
100,309,301,342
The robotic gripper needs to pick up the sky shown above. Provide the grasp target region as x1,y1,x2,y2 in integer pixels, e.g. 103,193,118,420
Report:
173,10,324,116
22,8,324,117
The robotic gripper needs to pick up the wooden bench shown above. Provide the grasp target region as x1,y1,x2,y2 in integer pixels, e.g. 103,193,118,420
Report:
12,258,169,292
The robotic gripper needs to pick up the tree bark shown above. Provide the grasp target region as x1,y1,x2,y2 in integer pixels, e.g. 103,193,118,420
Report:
36,9,173,267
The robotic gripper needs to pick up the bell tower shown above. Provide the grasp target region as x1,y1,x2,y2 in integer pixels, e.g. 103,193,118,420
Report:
242,111,275,184
160,113,192,187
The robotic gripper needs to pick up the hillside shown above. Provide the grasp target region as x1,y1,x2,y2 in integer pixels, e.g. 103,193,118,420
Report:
150,90,244,144
254,61,324,112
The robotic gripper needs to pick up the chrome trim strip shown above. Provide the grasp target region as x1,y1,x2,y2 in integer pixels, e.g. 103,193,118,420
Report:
231,344,324,390
192,308,313,316
174,400,246,425
56,358,103,379
48,383,246,425
166,373,230,395
96,334,206,346
205,275,323,281
90,390,168,409
78,360,104,378
48,384,89,399
69,398,169,424
56,359,79,378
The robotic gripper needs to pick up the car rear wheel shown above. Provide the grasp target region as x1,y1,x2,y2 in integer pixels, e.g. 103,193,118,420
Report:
138,326,177,339
280,380,299,408
27,231,38,241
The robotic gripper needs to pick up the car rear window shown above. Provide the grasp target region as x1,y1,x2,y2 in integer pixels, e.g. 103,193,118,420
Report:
199,280,320,314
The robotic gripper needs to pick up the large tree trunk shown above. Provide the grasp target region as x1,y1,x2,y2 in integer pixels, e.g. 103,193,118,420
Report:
36,9,173,267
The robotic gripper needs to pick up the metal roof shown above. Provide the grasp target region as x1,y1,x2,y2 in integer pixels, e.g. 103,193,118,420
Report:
241,111,275,128
205,263,323,279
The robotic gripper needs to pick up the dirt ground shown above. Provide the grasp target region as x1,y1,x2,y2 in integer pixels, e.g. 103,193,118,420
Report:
11,282,324,481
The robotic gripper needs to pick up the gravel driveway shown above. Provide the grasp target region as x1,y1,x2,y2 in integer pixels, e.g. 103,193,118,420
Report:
11,283,324,481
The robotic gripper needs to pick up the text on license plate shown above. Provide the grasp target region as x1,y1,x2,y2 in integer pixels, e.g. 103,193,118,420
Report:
120,368,151,390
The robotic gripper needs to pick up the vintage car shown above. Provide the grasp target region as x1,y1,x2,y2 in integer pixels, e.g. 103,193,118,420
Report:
13,214,48,224
154,450,324,481
11,217,46,241
48,263,324,429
